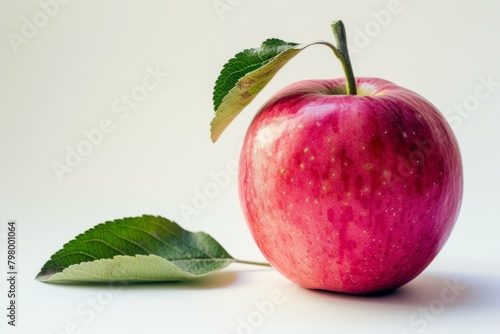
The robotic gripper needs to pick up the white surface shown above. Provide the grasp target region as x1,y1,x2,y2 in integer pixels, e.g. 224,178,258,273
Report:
1,0,500,333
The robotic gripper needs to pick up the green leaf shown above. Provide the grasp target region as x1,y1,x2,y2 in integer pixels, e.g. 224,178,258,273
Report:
36,215,235,283
212,39,299,112
210,39,330,142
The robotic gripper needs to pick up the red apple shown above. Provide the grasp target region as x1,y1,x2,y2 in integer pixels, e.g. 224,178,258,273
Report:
238,77,463,294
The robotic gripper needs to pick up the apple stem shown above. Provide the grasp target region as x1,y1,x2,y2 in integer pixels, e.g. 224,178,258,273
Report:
234,259,272,267
329,20,357,95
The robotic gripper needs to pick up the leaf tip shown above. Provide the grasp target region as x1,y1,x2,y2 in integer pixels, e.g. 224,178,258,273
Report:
35,272,50,283
210,121,221,143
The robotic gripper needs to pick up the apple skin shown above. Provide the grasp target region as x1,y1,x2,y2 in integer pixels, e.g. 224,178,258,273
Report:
238,77,463,294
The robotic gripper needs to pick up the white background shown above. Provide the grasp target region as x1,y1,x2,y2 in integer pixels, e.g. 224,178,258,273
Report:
1,0,500,333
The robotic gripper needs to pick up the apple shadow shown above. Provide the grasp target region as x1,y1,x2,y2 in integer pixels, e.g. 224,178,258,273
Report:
306,271,498,312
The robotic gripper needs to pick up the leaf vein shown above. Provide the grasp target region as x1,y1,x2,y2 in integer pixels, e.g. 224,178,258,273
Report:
49,251,99,263
118,222,192,257
80,238,127,255
94,229,153,254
